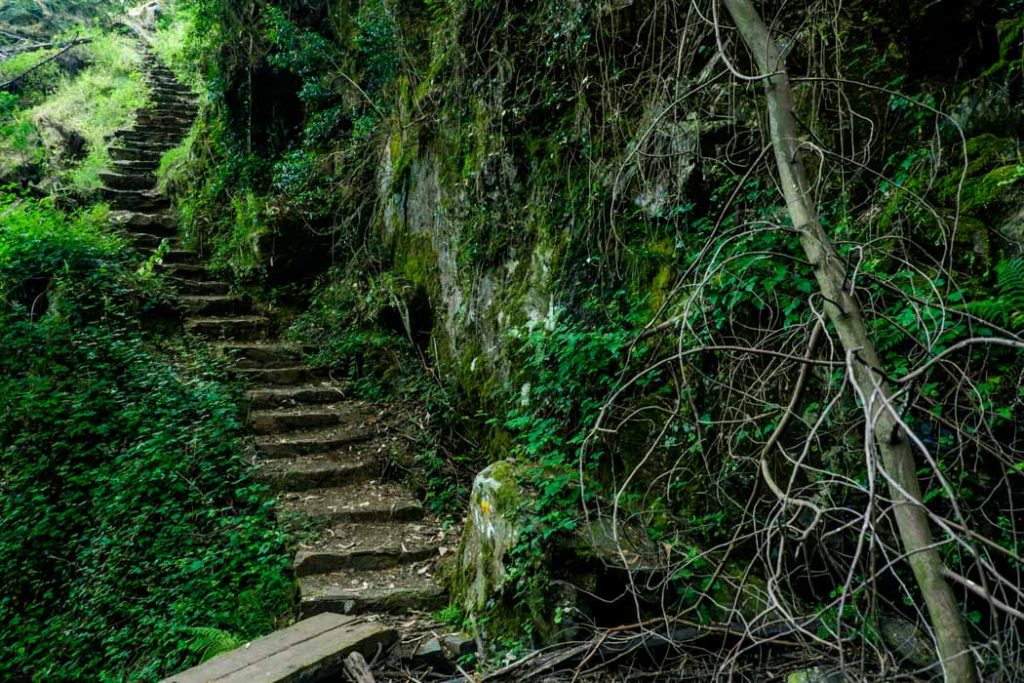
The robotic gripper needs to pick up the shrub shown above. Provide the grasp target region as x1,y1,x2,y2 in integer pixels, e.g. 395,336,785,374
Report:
0,196,293,681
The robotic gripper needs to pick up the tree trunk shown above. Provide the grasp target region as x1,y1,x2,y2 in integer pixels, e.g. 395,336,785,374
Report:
720,1,976,680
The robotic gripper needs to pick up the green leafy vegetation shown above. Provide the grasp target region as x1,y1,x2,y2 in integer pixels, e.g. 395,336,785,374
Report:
4,0,1024,678
0,196,292,680
0,29,149,196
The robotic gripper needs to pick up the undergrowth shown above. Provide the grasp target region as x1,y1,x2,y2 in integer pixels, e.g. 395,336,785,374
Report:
0,195,293,681
0,29,148,197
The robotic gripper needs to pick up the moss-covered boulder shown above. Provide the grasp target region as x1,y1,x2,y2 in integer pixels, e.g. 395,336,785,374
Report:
453,460,522,613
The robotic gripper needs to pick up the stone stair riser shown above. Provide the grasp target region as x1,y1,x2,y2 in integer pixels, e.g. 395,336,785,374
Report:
185,319,267,341
236,367,320,386
180,296,249,316
170,279,231,296
248,410,346,433
257,463,373,491
294,546,438,576
282,502,424,526
299,589,446,618
246,387,346,409
256,431,377,458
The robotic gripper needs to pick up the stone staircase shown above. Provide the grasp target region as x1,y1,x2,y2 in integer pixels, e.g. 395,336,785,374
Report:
105,50,447,622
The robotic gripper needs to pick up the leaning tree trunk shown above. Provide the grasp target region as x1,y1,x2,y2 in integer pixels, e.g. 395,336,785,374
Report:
720,1,976,680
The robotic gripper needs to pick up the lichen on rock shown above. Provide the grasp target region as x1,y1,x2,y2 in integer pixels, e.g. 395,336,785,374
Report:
453,459,522,613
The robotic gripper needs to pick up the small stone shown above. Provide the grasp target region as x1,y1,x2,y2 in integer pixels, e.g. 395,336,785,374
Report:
410,636,448,670
441,632,476,658
879,616,936,668
787,667,847,683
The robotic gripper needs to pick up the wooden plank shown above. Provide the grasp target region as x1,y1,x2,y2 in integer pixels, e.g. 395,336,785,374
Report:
162,613,395,683
216,619,395,683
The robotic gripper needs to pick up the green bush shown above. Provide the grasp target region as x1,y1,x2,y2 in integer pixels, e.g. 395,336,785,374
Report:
0,197,293,681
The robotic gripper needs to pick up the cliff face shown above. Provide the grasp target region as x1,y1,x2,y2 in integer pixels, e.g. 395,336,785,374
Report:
169,0,1024,663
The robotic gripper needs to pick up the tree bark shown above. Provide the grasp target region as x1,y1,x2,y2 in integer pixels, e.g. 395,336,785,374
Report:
719,1,976,680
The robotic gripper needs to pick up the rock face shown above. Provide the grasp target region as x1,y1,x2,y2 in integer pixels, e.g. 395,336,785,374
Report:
455,460,522,612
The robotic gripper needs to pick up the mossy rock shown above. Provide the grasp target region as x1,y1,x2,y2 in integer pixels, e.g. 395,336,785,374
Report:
452,459,522,613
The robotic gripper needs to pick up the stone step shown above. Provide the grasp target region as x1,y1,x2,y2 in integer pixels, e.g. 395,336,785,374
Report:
277,483,424,525
185,316,268,341
236,365,321,386
112,159,160,173
299,565,445,617
246,384,346,409
151,96,198,109
150,82,192,94
109,210,177,235
135,116,193,130
102,189,170,212
116,132,181,146
157,262,210,279
100,171,156,191
109,146,164,163
169,278,231,296
294,521,443,576
254,422,379,457
123,119,191,132
179,295,249,316
158,249,200,265
126,233,176,251
160,612,396,683
216,342,311,369
256,451,376,491
248,403,374,434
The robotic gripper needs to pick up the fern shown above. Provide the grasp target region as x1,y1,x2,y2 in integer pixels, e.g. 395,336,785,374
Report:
967,257,1024,328
183,627,246,663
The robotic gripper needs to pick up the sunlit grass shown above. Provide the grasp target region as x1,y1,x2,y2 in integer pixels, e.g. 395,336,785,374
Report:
0,30,149,194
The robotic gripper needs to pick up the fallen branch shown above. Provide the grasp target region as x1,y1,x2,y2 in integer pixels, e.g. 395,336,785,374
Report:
0,36,91,60
343,651,377,683
0,36,89,91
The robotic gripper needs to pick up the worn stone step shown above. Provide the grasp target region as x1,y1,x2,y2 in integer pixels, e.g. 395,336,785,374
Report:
278,483,424,525
236,365,321,386
109,146,164,163
299,565,446,617
157,262,210,279
216,342,311,369
126,233,176,251
151,95,198,109
135,116,193,130
179,295,248,316
248,403,373,434
256,451,376,491
185,316,267,341
151,81,192,94
255,422,379,457
160,612,397,683
103,189,170,212
135,120,192,133
294,521,443,576
110,209,176,233
100,171,156,191
169,278,231,296
246,384,346,409
157,249,200,265
116,132,180,146
112,159,160,174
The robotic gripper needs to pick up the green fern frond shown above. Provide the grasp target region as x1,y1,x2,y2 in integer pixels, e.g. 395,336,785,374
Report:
184,626,246,663
996,257,1024,308
966,257,1024,328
